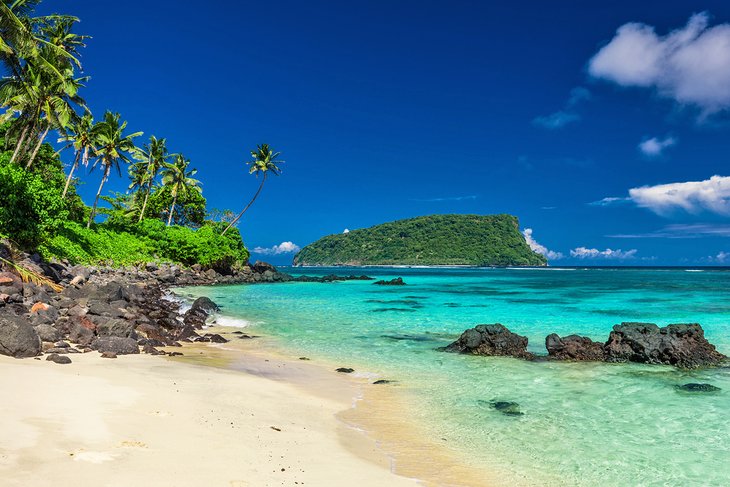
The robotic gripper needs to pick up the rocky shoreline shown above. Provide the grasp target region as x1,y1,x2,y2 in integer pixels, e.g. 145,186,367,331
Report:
0,244,299,360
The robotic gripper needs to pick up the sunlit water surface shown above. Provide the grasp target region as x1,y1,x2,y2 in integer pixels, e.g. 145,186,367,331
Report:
178,267,730,486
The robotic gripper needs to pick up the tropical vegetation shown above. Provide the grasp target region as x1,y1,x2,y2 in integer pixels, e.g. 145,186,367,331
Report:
293,214,548,267
0,1,284,270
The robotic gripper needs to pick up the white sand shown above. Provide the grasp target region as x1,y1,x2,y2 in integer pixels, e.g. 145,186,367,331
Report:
0,350,418,487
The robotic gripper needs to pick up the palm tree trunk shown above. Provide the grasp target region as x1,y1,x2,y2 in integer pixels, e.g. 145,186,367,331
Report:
139,181,152,223
25,125,50,170
9,126,28,165
62,151,82,199
167,194,177,226
87,166,109,229
221,174,267,236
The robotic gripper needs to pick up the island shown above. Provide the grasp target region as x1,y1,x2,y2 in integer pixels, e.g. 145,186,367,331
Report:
293,214,547,267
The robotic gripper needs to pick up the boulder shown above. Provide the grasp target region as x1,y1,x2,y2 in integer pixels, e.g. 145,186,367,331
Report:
68,322,95,347
46,353,72,364
0,314,41,358
183,297,219,329
34,324,61,343
0,272,23,296
190,296,220,314
442,324,535,360
545,334,605,361
96,318,137,339
251,261,277,274
604,323,726,369
91,337,139,355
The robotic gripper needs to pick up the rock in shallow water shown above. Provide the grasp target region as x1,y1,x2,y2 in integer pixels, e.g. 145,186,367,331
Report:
441,324,535,360
546,334,605,361
336,367,354,373
604,323,726,369
491,401,523,416
675,383,721,393
373,277,406,286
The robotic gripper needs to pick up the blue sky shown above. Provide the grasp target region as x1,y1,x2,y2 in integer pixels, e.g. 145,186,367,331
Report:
42,1,730,265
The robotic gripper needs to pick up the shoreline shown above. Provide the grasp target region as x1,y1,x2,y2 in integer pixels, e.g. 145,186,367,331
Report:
0,341,421,487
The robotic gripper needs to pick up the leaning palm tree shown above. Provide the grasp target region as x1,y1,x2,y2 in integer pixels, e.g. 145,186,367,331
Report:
59,112,95,198
86,111,142,228
130,136,170,222
160,154,202,226
221,144,283,236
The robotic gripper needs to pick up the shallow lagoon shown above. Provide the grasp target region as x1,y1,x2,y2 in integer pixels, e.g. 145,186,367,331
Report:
183,267,730,486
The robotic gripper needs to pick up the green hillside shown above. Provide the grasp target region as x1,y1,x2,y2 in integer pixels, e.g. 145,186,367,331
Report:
293,214,547,267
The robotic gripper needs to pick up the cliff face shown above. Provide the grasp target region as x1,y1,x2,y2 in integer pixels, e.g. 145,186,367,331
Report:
293,214,547,267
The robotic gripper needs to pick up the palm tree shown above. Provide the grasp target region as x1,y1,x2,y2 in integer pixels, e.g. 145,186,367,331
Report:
160,154,202,226
130,136,170,222
86,111,142,228
59,112,95,198
0,8,88,167
221,144,283,236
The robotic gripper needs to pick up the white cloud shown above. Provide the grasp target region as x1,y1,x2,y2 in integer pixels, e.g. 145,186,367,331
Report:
252,241,301,255
714,251,729,263
628,175,730,216
343,228,350,234
533,87,591,129
570,247,638,259
638,136,677,156
588,13,730,114
522,228,564,260
589,196,630,206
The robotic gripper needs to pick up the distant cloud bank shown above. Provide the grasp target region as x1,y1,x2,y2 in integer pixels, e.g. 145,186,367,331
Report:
570,247,637,259
588,12,730,114
638,136,677,157
252,241,301,255
522,228,564,260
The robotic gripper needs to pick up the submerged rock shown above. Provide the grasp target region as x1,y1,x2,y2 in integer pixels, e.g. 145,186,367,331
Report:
373,277,406,286
373,379,396,385
442,324,535,360
604,323,726,369
546,334,605,361
491,401,524,416
675,383,721,393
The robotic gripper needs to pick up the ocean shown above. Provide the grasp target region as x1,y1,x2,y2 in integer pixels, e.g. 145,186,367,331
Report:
178,267,730,486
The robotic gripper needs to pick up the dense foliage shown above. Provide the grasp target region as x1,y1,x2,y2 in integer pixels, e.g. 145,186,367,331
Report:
40,220,249,272
0,2,269,271
294,214,547,267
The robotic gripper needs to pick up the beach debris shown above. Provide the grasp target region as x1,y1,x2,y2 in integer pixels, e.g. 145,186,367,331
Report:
46,353,72,364
336,367,354,373
373,277,406,286
441,324,535,360
675,383,721,393
270,426,281,432
545,334,605,361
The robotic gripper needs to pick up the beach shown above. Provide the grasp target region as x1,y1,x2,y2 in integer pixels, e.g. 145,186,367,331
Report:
0,343,421,487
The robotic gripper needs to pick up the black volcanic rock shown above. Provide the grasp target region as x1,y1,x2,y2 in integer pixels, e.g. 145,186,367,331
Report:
373,277,406,286
0,314,41,358
442,324,534,360
604,322,726,369
546,334,605,361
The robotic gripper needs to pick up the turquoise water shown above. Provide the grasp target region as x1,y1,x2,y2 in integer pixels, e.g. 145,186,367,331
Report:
180,267,730,486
